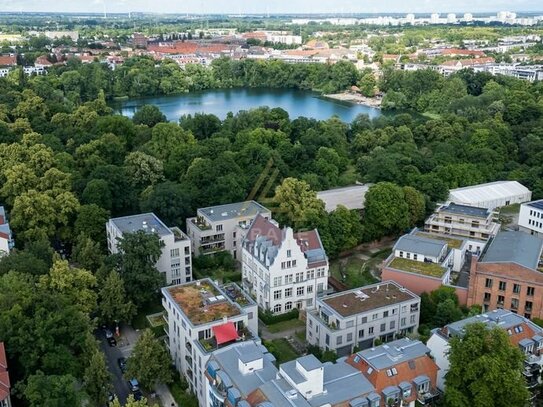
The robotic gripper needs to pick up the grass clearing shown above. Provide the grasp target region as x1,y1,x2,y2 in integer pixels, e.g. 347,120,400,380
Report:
330,249,390,289
264,338,300,364
389,257,445,278
295,330,306,342
499,203,521,215
266,318,305,333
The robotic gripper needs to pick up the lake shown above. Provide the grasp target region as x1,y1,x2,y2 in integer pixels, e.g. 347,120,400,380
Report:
113,88,382,123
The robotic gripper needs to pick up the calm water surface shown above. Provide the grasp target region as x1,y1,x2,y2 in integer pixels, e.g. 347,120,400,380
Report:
113,88,382,122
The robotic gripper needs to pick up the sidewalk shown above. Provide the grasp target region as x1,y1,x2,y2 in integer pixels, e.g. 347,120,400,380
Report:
156,383,177,407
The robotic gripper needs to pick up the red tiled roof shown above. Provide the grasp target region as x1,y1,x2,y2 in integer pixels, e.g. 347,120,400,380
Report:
509,322,538,347
0,55,16,66
442,57,495,67
441,48,485,57
148,42,199,54
0,342,10,402
246,214,283,246
347,353,439,405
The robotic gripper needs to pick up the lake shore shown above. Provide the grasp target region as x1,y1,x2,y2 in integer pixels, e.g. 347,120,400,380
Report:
323,92,382,109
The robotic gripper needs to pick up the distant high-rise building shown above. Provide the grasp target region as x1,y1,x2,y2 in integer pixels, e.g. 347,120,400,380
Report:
463,13,473,22
405,13,415,24
430,13,440,24
447,13,457,24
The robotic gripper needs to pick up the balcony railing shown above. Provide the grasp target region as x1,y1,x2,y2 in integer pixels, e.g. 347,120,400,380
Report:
198,327,254,353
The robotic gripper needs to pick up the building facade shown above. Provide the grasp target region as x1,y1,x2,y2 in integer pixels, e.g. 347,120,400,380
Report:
162,279,258,407
306,281,420,356
241,215,329,314
107,213,192,285
0,207,14,258
467,231,543,319
0,343,11,407
186,201,271,260
346,338,440,407
519,200,543,238
424,202,499,242
427,309,543,396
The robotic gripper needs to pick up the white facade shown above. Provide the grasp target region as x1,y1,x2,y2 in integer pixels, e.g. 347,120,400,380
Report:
242,216,329,314
519,200,543,238
107,213,192,285
162,280,258,407
186,201,271,260
426,331,450,391
307,281,420,357
0,207,13,258
448,181,532,210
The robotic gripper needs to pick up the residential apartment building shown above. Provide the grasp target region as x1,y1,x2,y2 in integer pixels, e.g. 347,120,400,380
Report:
347,338,441,407
241,215,329,314
186,201,271,260
0,207,13,258
427,309,543,395
0,343,11,407
162,279,258,407
519,199,543,237
107,213,192,285
467,230,543,319
306,281,420,356
424,202,499,242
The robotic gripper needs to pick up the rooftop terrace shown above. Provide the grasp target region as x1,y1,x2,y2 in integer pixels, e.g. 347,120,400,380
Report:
110,213,171,237
165,280,241,325
388,257,446,278
322,281,417,317
415,231,464,250
198,201,270,223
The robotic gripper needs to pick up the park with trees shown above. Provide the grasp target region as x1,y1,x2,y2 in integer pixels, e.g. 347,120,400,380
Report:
0,54,541,405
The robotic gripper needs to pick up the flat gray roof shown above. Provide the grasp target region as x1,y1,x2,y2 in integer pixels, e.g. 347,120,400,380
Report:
110,213,171,237
480,230,543,270
442,202,491,218
297,354,322,371
356,338,429,370
394,234,447,258
317,184,371,212
198,201,270,222
527,200,543,211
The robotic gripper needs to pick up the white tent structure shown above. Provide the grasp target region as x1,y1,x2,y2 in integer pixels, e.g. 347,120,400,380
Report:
448,181,532,210
317,184,371,212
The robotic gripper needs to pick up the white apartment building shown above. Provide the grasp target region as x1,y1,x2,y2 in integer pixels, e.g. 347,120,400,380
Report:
519,199,543,238
424,202,500,241
107,213,192,285
307,281,420,356
186,201,271,260
0,207,13,258
162,279,258,407
241,215,329,314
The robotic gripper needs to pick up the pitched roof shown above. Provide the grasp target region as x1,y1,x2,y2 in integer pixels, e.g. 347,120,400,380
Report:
0,55,16,66
0,342,10,402
480,230,543,270
393,234,447,258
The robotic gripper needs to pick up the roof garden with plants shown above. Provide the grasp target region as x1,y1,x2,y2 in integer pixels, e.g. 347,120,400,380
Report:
389,257,446,278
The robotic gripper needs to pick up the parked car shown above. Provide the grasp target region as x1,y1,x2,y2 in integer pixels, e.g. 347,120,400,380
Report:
107,336,117,347
128,378,140,392
117,357,127,373
105,328,114,339
133,390,143,401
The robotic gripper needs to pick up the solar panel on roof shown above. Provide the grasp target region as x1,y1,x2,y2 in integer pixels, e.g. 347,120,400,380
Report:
528,200,543,210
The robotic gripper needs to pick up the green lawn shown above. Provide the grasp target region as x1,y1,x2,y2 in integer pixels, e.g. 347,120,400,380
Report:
295,330,306,342
264,338,300,364
389,257,445,278
266,318,305,333
330,250,388,289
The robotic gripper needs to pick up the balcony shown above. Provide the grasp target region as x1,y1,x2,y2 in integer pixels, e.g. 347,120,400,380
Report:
198,326,254,353
171,226,189,242
201,234,226,244
191,216,212,231
185,354,193,366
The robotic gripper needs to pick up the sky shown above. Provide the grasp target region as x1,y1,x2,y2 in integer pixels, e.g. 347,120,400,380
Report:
0,0,542,14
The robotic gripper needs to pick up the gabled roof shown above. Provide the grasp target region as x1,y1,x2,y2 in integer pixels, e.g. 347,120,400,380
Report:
0,342,10,402
449,180,530,207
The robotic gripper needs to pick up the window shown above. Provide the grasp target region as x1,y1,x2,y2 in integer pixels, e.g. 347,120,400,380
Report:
399,251,404,258
307,298,313,307
497,295,505,307
347,333,353,342
485,278,493,288
170,248,180,257
484,292,491,302
527,286,535,296
406,253,411,259
369,327,374,335
325,334,330,345
216,224,223,232
287,250,291,258
345,321,354,328
297,286,305,296
296,272,303,282
286,275,293,284
511,298,519,310
361,316,368,324
380,323,386,332
307,285,313,294
401,305,407,313
307,270,314,279
410,315,416,324
285,301,293,311
413,254,418,260
233,231,236,238
390,320,395,329
273,277,282,287
336,336,343,345
498,281,507,291
513,284,521,294
359,329,365,338
274,290,282,300
526,301,533,312
372,313,378,320
285,288,293,298
383,311,389,318
273,304,282,313
401,317,406,326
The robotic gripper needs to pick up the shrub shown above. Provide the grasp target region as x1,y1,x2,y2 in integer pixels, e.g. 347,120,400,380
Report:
259,308,299,325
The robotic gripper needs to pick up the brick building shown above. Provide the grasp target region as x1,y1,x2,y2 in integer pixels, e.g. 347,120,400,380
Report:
467,231,543,319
